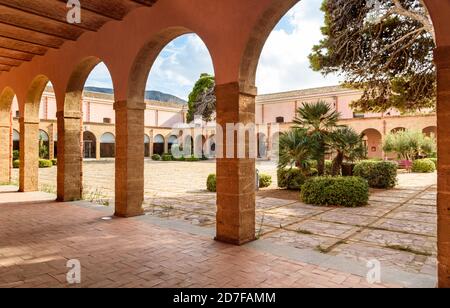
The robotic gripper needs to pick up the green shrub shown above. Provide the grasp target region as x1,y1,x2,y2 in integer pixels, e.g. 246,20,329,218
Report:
259,174,272,188
412,159,436,173
301,176,369,207
39,159,53,168
51,159,57,166
13,160,19,169
325,160,333,175
185,156,200,162
151,154,161,161
161,153,173,161
277,168,307,190
353,161,398,189
12,150,19,161
207,174,216,192
429,158,437,168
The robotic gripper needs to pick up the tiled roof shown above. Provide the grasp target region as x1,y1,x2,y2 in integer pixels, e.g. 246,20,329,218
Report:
256,85,361,102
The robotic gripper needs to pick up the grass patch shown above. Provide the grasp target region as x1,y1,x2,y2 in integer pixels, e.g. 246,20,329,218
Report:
385,244,432,257
296,229,313,235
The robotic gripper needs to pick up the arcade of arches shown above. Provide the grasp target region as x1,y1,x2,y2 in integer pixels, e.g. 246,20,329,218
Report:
0,0,449,287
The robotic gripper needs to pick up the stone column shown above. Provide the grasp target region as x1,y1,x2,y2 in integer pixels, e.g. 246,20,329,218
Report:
436,46,450,288
56,111,83,201
48,123,55,160
149,130,154,156
95,138,101,160
215,82,256,245
0,124,10,183
19,118,39,192
114,100,145,217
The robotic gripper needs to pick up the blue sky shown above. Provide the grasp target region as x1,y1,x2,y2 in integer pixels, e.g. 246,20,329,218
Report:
85,0,341,100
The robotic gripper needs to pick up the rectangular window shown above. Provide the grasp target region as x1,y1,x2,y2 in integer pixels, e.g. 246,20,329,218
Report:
103,118,111,124
15,111,19,118
353,113,365,119
276,116,285,123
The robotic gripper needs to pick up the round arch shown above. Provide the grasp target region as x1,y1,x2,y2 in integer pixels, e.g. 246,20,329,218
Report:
0,87,16,126
362,128,383,159
83,131,97,159
153,134,165,155
423,126,437,137
100,133,115,158
127,27,216,103
0,87,16,183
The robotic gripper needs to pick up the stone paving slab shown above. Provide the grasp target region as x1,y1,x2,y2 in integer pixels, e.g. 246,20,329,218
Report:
285,220,361,239
371,218,436,237
330,242,434,275
314,211,379,227
351,229,436,256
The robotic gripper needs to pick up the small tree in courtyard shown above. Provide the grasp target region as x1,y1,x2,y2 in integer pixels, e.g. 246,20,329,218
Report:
293,101,342,175
277,128,315,174
383,130,436,160
187,74,216,123
329,127,367,176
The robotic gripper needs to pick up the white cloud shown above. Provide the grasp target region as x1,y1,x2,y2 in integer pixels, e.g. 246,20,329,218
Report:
256,0,342,94
85,1,341,98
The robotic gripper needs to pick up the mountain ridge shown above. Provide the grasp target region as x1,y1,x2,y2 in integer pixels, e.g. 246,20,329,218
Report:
84,87,187,105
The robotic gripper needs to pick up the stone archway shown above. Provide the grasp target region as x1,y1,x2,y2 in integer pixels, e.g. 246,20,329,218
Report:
20,75,52,192
0,87,16,184
100,133,116,158
153,134,165,156
362,129,383,159
423,126,437,137
83,131,97,159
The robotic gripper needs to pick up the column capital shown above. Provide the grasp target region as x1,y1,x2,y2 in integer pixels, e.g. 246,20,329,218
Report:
114,100,146,111
434,46,450,69
56,110,82,119
216,82,258,97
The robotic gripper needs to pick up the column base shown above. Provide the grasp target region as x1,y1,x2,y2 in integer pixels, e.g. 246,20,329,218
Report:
114,209,144,218
214,235,256,246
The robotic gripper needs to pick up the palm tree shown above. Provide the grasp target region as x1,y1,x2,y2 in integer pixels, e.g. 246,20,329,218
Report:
330,127,367,176
293,101,341,175
277,128,314,174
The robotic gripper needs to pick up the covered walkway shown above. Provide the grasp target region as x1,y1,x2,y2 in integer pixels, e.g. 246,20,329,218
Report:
0,0,449,287
0,197,401,288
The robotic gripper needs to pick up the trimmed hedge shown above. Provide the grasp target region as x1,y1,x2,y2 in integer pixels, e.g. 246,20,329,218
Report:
259,174,272,188
301,176,369,207
353,161,398,189
13,159,54,169
207,174,216,192
412,159,436,173
185,156,200,162
161,153,173,161
151,154,161,161
39,159,53,168
277,168,307,191
429,158,437,168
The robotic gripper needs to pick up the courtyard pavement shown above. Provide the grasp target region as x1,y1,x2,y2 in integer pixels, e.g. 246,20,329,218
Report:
0,198,401,288
8,160,437,286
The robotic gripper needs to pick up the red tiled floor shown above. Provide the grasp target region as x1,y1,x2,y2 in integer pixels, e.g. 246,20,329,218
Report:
0,201,394,288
